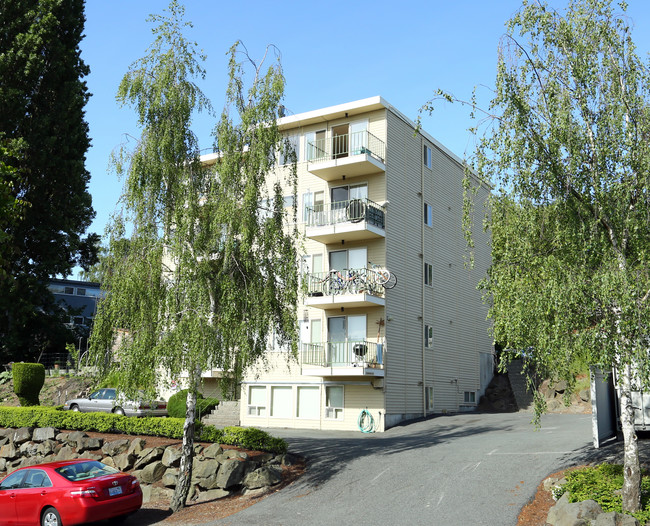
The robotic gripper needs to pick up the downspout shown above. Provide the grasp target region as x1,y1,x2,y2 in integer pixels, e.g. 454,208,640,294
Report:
421,136,426,418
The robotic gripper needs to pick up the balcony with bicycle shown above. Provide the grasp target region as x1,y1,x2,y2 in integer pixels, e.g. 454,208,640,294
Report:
306,130,386,181
305,198,386,243
301,340,385,377
303,267,387,309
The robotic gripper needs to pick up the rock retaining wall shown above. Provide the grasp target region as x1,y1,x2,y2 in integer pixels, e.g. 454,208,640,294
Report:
0,427,299,504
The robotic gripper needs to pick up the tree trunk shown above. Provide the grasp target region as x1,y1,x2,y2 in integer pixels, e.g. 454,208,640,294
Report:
170,388,197,512
619,363,641,512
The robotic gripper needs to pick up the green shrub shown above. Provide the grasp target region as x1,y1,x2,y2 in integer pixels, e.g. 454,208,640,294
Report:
0,406,286,454
199,425,287,454
167,389,219,419
13,363,45,406
560,464,650,525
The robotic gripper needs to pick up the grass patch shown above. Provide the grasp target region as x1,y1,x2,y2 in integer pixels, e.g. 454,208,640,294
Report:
555,464,650,524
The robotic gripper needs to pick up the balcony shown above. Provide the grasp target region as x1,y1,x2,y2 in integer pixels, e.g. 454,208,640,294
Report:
307,130,386,181
301,341,385,377
303,268,386,309
305,198,385,243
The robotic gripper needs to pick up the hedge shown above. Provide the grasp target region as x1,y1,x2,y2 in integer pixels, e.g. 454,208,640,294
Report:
0,407,288,453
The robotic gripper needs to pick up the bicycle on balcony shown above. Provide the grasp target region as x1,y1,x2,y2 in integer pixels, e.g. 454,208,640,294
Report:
368,262,397,289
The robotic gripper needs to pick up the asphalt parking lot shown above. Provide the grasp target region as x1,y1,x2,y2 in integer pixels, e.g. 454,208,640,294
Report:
210,411,602,526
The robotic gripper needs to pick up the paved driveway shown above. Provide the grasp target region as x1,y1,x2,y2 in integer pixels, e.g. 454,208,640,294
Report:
211,412,597,526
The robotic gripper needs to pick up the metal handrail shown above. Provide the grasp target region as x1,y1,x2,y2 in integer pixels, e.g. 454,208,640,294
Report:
306,197,385,229
306,130,386,164
304,267,385,297
301,340,383,367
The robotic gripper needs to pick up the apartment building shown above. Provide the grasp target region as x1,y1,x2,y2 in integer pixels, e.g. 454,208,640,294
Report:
202,96,493,432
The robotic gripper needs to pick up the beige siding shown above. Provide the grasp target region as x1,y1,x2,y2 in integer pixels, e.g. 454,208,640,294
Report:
231,98,492,431
239,380,385,432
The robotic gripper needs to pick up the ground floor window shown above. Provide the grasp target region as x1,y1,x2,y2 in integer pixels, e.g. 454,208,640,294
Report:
270,386,292,418
464,391,476,404
325,386,344,420
296,386,319,419
247,386,267,416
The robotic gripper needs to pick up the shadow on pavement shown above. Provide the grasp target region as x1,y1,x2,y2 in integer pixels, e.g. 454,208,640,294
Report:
281,413,518,489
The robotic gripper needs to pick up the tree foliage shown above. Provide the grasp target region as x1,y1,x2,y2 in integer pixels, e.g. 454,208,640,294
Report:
424,0,650,512
89,1,297,511
0,0,97,363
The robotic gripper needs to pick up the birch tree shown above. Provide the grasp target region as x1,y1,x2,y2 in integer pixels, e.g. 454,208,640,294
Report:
424,0,650,511
90,1,298,511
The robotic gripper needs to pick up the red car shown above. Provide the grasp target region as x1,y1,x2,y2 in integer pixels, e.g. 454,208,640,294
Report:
0,459,142,526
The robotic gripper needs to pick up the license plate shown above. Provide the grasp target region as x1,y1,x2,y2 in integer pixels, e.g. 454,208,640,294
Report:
109,486,123,496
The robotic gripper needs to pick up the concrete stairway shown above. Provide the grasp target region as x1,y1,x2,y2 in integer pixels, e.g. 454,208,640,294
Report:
507,358,536,412
202,400,241,427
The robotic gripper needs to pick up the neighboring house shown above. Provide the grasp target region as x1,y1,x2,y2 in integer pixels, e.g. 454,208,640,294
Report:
199,96,493,432
48,278,101,334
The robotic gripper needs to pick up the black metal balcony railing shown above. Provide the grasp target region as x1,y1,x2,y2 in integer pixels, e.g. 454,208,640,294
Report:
306,198,385,229
301,341,383,368
304,267,386,297
306,130,385,164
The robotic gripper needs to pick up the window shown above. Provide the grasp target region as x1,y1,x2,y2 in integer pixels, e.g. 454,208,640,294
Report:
270,386,292,418
302,192,313,223
247,386,267,416
281,134,300,164
426,386,434,411
0,470,25,489
297,386,319,419
464,391,476,404
424,203,432,227
76,288,86,296
424,325,433,348
424,144,432,169
64,287,74,295
424,263,433,286
283,195,295,209
325,386,344,419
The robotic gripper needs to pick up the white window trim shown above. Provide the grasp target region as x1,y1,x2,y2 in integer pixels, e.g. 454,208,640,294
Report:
247,386,267,417
325,385,344,420
424,144,432,169
424,203,433,227
424,325,433,349
424,262,433,287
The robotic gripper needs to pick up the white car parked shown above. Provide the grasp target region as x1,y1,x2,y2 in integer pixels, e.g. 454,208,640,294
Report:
63,388,167,417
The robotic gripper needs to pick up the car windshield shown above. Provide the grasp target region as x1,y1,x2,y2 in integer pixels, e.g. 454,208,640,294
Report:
55,461,119,481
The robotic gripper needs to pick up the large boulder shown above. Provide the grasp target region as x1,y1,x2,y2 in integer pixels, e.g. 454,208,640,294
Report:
0,442,19,461
128,438,146,456
32,427,57,442
594,512,639,526
243,466,283,489
55,445,77,462
77,437,102,453
162,446,182,467
113,452,137,472
203,443,223,459
102,439,130,457
133,447,164,470
12,427,33,445
194,488,230,503
162,468,179,488
216,459,247,489
547,493,603,526
140,461,166,484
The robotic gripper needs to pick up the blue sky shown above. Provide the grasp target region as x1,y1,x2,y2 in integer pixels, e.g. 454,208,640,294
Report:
78,0,650,276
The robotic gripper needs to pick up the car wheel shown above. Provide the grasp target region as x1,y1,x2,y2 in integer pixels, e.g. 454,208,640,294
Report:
70,404,80,412
113,407,125,416
42,507,61,526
